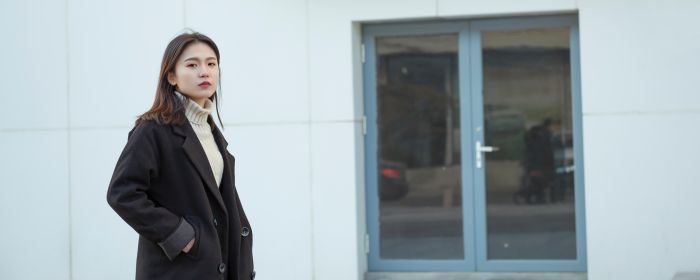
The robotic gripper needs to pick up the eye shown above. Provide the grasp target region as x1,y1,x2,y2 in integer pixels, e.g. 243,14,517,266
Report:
208,62,217,67
186,64,196,68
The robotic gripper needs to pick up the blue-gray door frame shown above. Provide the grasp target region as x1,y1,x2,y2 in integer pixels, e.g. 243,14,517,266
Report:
362,14,586,272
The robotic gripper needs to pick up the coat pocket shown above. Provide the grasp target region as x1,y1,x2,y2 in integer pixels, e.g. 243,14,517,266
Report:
182,216,201,260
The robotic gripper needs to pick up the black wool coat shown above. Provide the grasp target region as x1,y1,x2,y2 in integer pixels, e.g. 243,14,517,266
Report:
107,117,254,280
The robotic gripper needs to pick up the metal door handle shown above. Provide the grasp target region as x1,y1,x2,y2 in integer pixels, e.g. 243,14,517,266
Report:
475,141,499,168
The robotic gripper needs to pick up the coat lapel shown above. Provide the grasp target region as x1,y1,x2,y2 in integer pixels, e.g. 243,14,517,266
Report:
209,119,240,213
172,122,228,215
209,119,244,265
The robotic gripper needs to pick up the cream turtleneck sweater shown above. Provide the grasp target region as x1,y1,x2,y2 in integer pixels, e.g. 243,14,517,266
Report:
175,91,224,188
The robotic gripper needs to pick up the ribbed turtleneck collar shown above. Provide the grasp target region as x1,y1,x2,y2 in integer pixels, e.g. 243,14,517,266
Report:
174,90,213,125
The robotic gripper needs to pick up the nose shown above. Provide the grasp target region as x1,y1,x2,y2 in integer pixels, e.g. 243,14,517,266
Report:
199,67,210,78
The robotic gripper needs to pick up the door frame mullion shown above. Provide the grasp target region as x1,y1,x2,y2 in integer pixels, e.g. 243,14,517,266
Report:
458,25,478,272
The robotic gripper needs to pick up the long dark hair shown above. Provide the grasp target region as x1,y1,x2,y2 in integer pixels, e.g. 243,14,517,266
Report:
137,31,224,128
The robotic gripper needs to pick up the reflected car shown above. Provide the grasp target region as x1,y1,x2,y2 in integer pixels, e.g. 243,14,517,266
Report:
379,161,410,201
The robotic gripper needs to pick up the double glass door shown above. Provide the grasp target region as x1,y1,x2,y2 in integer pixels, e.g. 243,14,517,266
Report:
363,16,585,272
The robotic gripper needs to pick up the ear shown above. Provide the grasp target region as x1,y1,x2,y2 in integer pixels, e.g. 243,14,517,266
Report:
167,72,176,86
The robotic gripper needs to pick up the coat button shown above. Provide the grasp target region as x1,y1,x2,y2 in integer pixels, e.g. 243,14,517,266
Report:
218,263,226,273
241,226,250,237
213,218,218,227
251,270,256,279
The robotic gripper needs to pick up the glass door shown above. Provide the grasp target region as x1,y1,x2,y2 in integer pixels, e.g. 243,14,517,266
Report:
375,33,463,260
364,21,476,272
470,16,586,271
364,15,585,272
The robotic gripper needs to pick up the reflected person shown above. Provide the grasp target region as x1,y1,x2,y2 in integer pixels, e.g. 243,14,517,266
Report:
516,118,556,204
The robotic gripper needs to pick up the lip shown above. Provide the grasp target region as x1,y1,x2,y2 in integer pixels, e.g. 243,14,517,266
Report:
198,81,211,88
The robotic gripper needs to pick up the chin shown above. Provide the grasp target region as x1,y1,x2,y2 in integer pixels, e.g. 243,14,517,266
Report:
201,89,216,98
184,90,215,100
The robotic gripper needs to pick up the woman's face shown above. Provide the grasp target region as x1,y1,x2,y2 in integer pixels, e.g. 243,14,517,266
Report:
167,42,219,105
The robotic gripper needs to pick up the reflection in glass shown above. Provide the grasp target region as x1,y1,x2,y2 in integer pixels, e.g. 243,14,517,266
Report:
376,34,463,259
481,27,577,260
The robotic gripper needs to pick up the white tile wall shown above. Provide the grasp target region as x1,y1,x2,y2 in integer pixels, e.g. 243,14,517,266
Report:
223,123,313,280
583,112,700,280
70,128,137,280
0,0,67,130
437,0,576,17
578,0,700,115
0,131,70,280
310,122,364,280
312,0,437,21
68,0,184,128
185,0,310,124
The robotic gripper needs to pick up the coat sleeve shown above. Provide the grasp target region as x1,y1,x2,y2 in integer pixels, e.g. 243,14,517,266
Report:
107,121,194,261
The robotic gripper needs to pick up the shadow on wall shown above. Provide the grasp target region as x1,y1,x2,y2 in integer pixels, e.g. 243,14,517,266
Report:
673,272,700,280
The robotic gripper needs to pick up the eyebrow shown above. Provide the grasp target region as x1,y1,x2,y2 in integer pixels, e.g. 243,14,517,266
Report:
183,57,217,62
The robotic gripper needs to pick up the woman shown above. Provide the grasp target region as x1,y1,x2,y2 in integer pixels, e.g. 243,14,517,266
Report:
107,31,254,280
